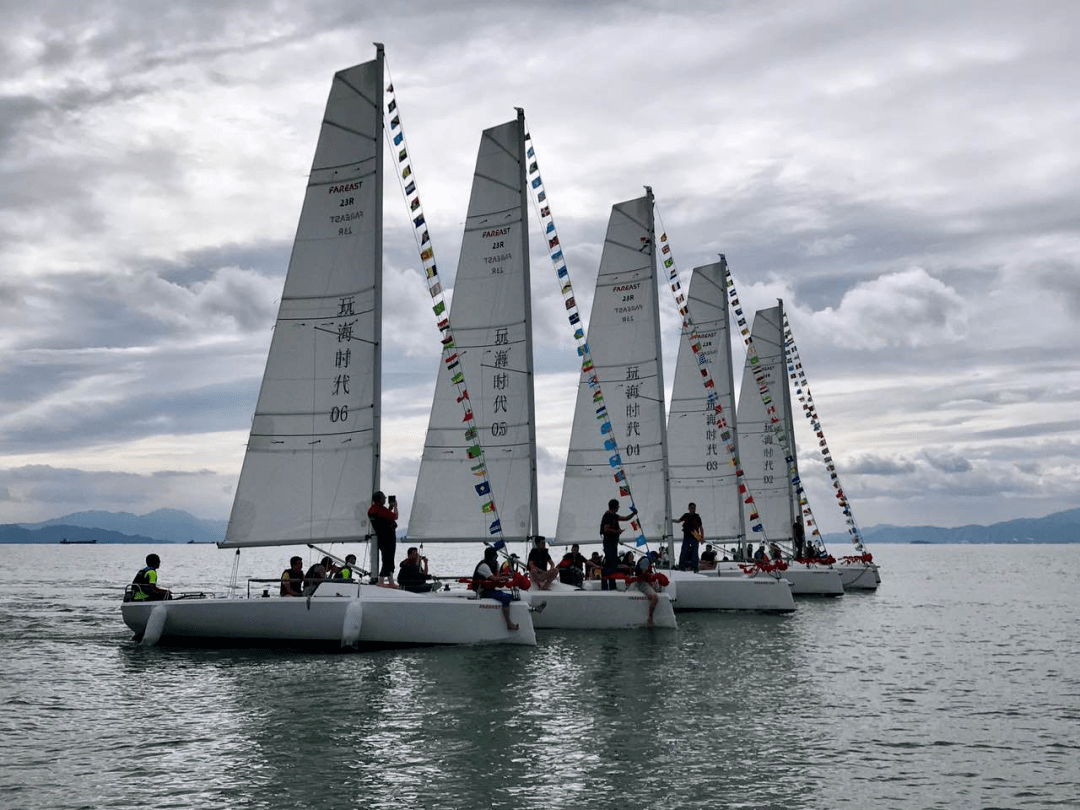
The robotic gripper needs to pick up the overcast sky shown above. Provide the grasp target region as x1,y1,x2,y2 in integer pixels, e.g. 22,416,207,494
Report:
1,0,1077,537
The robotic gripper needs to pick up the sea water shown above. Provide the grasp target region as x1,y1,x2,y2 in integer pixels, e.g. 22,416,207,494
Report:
0,543,1077,810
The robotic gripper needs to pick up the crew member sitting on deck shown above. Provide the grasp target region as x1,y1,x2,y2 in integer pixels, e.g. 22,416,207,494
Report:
334,554,359,581
558,543,587,587
472,547,518,632
280,556,304,596
132,554,171,601
398,547,434,593
528,537,559,590
699,544,719,571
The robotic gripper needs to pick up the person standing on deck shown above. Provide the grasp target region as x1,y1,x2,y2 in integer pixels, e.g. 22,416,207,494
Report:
600,499,636,591
792,516,806,558
368,491,398,586
675,502,704,572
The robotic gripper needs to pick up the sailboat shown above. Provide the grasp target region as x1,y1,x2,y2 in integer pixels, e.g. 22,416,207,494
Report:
783,316,880,590
548,191,678,629
665,261,796,611
730,302,843,596
120,51,534,647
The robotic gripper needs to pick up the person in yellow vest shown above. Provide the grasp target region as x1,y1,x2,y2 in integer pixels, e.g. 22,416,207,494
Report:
132,553,171,601
333,554,359,581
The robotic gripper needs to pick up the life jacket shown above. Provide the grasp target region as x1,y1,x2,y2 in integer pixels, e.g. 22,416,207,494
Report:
132,566,156,600
335,565,353,581
472,561,494,592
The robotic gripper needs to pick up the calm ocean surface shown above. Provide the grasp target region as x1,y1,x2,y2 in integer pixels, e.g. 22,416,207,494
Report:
1,543,1077,810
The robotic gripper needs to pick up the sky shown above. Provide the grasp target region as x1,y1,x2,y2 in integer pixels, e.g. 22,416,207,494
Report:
1,0,1078,537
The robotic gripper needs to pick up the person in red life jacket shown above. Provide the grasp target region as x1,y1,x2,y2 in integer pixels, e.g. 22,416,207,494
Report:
367,491,398,586
631,552,660,627
472,547,518,631
132,553,171,601
527,537,559,590
280,556,304,596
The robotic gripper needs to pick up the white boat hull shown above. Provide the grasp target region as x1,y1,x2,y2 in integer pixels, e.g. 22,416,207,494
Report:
121,582,535,647
836,561,881,590
666,570,796,612
711,561,844,596
524,582,677,629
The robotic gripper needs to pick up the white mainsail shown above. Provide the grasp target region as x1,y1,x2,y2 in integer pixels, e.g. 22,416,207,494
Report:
555,194,672,546
408,116,536,542
667,261,745,543
735,303,795,542
223,60,383,548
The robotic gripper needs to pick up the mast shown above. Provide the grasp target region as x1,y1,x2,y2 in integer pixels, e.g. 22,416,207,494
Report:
645,188,674,549
518,108,539,539
778,298,797,539
370,44,385,576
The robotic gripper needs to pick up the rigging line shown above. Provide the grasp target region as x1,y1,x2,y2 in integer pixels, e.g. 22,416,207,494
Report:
650,202,774,547
521,112,648,550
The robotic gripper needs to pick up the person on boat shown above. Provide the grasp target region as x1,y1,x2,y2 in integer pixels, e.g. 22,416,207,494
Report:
586,551,603,579
557,543,588,587
280,556,305,597
792,516,806,558
699,544,718,571
675,502,704,572
368,491,399,586
334,554,360,582
302,557,331,596
397,547,434,593
528,537,559,590
753,544,768,563
617,551,636,579
632,552,660,627
472,547,518,632
769,542,785,563
131,554,171,601
600,499,636,591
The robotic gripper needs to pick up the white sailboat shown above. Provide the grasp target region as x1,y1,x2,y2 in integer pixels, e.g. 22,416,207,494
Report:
548,191,678,629
121,51,534,647
731,302,843,596
783,316,880,590
665,261,796,611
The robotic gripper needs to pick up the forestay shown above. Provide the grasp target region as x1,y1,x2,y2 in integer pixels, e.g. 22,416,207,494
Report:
735,304,795,541
223,60,382,548
556,195,671,546
408,117,537,542
667,262,745,543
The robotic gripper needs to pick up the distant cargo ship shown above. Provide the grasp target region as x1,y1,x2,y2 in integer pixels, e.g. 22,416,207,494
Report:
59,538,98,544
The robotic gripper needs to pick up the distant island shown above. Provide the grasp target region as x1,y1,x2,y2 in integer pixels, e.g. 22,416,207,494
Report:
1,506,1079,545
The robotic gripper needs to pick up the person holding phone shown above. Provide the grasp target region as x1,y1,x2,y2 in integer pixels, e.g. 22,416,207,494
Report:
368,491,399,586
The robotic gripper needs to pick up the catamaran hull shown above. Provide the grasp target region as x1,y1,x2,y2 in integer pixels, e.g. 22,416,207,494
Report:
121,584,535,647
523,583,677,629
836,561,881,590
711,562,844,596
666,570,796,612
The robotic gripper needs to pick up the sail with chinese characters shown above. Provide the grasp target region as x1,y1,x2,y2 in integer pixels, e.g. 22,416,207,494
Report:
666,261,746,544
223,60,382,548
555,193,672,546
408,116,537,542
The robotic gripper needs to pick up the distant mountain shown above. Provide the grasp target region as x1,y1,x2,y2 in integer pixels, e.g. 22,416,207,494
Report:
7,508,227,545
0,524,160,545
822,507,1080,545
